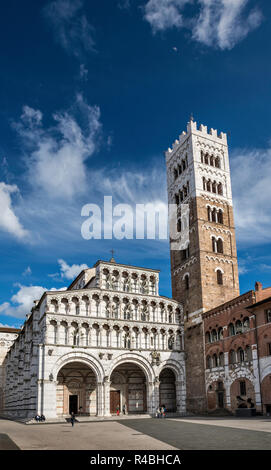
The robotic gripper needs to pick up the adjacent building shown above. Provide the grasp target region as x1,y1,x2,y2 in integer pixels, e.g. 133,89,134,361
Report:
203,282,271,414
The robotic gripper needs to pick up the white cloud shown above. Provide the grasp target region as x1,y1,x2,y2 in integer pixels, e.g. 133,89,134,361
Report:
143,0,262,50
0,182,29,240
231,145,271,245
193,0,263,50
14,94,102,199
0,285,47,319
0,284,66,319
58,259,89,280
143,0,190,33
43,0,95,58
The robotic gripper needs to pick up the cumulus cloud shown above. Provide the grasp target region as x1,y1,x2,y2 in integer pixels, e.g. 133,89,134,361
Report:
14,94,102,199
58,259,89,280
143,0,262,50
0,182,29,240
0,284,66,319
231,145,271,245
143,0,190,33
0,285,47,318
43,0,95,58
193,0,263,50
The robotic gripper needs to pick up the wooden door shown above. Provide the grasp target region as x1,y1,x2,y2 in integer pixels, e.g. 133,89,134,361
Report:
110,391,120,414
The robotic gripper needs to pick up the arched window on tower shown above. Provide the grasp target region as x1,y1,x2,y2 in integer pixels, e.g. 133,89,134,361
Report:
217,238,223,254
212,236,217,253
217,183,223,195
175,194,179,205
212,181,217,193
207,206,212,221
217,269,223,285
174,168,178,180
184,274,190,290
210,155,215,166
203,177,206,191
205,154,209,165
212,208,217,222
207,179,211,192
215,157,220,168
217,209,223,224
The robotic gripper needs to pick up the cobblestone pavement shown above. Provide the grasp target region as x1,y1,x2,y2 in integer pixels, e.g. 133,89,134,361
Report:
0,417,271,450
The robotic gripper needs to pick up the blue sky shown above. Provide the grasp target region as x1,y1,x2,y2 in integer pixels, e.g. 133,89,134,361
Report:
0,0,271,328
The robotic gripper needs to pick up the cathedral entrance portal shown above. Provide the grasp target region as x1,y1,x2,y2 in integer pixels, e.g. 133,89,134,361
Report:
159,368,177,412
110,362,147,414
56,361,97,416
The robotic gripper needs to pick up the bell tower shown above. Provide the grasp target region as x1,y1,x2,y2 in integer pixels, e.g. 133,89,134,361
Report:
166,118,239,412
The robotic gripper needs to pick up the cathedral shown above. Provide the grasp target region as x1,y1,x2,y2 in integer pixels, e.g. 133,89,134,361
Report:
1,118,271,420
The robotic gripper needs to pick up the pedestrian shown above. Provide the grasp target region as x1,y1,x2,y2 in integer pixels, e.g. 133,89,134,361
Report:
34,414,40,422
155,407,160,418
70,411,75,427
162,406,166,418
116,405,120,416
40,414,46,422
122,403,126,415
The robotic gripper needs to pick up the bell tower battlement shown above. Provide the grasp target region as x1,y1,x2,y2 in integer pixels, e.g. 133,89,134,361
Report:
166,118,239,327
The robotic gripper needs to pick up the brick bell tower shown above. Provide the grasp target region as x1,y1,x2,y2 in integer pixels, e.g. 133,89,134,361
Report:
165,118,240,413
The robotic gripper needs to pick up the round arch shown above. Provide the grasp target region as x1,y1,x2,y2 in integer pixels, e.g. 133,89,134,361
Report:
51,352,105,383
157,359,185,382
108,352,155,383
230,377,255,411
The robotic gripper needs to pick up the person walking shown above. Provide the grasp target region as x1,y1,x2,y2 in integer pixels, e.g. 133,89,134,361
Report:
70,411,76,427
122,403,126,415
116,405,120,416
155,407,160,418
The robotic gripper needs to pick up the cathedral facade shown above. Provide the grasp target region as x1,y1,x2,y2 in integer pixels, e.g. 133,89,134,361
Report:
1,260,186,419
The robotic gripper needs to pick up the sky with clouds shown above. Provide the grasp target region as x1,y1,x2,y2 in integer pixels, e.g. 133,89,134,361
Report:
0,0,270,328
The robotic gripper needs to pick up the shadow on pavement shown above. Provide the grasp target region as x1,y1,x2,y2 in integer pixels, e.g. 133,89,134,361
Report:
119,418,271,450
0,434,20,450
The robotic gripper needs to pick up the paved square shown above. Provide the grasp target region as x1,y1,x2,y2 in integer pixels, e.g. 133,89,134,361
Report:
0,417,271,450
